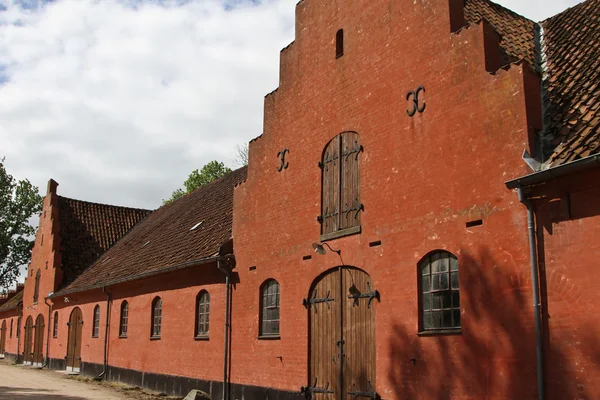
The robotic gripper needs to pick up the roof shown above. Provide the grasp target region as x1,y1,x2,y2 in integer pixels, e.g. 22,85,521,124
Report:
0,290,23,313
54,167,248,296
542,0,600,166
58,196,152,286
464,0,536,66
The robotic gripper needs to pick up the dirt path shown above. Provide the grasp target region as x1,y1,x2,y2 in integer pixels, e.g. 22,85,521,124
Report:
0,362,181,400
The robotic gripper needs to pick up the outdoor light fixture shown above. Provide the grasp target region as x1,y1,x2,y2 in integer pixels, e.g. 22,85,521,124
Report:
312,242,341,256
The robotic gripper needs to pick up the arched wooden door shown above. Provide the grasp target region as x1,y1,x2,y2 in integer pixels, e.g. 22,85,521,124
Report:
305,267,377,400
23,316,34,364
66,308,83,371
33,315,45,365
0,321,6,355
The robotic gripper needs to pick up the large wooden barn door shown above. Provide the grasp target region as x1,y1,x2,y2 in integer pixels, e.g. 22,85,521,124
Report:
66,307,83,371
23,316,34,364
33,315,45,365
0,321,6,355
305,268,377,400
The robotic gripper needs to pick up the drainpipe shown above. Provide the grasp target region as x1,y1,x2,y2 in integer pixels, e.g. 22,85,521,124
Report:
216,255,231,400
518,187,545,400
97,287,111,380
43,297,52,369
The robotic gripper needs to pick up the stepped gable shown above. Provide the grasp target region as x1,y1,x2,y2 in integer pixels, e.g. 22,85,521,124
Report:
0,290,23,312
543,0,600,165
464,0,536,66
58,196,152,286
54,167,248,297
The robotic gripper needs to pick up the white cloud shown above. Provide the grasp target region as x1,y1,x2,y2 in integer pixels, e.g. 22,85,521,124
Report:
0,0,586,211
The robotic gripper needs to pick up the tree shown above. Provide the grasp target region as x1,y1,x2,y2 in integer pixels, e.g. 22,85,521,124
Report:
233,143,249,167
163,160,232,205
0,158,43,290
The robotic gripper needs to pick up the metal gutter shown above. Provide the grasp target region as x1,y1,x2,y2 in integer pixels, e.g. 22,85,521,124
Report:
50,255,220,299
505,154,600,190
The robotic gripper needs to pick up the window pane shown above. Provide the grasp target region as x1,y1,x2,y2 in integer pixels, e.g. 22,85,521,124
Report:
453,309,461,328
431,255,441,273
422,294,431,311
421,263,430,276
431,311,442,328
423,312,432,329
441,291,451,309
432,293,442,309
450,256,458,272
440,273,449,290
452,291,460,308
442,310,452,328
421,276,430,292
451,272,459,289
432,275,440,291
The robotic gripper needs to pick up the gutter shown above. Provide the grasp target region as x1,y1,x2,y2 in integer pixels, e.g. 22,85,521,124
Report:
43,297,52,369
505,154,600,190
97,287,111,380
50,256,220,299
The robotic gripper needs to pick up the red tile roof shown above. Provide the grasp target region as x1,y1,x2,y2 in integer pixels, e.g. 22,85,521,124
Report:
464,0,536,66
542,0,600,165
0,290,23,313
54,167,248,296
58,197,152,287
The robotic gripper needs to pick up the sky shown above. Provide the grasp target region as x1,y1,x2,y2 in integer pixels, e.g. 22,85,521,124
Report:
0,0,586,211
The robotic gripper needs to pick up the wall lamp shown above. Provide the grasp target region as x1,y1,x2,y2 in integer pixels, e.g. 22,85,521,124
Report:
312,242,341,256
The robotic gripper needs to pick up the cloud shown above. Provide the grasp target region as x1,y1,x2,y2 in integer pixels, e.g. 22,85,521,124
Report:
0,0,585,213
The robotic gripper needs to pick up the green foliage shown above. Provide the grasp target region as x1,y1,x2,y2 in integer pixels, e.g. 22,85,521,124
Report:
163,161,232,205
0,158,43,290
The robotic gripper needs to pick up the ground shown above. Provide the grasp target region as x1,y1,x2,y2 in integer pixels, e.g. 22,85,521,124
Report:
0,361,182,400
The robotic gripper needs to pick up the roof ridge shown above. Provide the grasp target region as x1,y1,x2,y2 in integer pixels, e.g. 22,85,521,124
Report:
542,0,591,23
58,195,153,213
470,0,533,23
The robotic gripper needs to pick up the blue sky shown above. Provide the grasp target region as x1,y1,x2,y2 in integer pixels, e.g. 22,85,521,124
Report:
0,0,586,212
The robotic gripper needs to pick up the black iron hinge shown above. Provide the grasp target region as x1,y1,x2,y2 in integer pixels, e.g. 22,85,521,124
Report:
348,281,380,308
301,378,334,400
303,290,335,309
348,380,378,400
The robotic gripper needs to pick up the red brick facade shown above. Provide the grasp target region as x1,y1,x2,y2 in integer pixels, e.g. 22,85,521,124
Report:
1,1,599,399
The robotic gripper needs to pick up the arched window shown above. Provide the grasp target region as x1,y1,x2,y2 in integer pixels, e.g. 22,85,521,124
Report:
336,29,344,58
16,317,21,338
195,291,210,338
10,319,13,338
53,312,58,338
319,131,363,240
119,301,129,338
151,297,162,338
419,251,461,331
259,280,280,337
33,269,41,303
92,305,100,338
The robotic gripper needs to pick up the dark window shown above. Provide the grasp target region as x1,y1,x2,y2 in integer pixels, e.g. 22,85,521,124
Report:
10,319,13,338
259,280,280,337
151,297,162,338
92,305,100,338
119,301,129,337
33,269,41,303
320,131,362,240
419,251,461,332
16,317,21,338
53,312,58,338
195,291,210,338
336,29,344,58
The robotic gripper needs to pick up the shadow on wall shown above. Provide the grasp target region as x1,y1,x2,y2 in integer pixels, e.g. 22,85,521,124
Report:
0,386,89,400
387,246,599,400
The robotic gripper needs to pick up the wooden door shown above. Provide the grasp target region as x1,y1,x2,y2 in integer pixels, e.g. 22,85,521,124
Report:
23,316,33,363
0,321,6,355
66,308,83,370
306,268,377,400
33,315,44,364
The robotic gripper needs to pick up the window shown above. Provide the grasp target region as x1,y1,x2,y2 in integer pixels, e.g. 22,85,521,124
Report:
119,301,129,337
16,317,21,338
10,319,13,338
92,305,100,338
151,297,162,338
319,131,363,240
336,29,344,58
419,251,461,332
259,280,280,338
195,291,210,338
53,312,58,338
33,269,41,303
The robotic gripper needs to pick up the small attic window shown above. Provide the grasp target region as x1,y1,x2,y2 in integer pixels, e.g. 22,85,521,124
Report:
336,29,344,58
142,241,151,248
190,221,204,231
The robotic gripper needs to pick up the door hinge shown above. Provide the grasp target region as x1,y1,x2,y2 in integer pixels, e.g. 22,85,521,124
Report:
303,290,334,309
301,378,334,399
348,380,378,400
347,281,380,308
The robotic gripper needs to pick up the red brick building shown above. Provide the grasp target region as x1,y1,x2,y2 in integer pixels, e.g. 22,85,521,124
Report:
1,0,599,399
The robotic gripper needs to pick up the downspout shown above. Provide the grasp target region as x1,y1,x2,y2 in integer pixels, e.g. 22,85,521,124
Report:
217,255,231,400
97,287,111,380
518,187,545,400
43,297,52,368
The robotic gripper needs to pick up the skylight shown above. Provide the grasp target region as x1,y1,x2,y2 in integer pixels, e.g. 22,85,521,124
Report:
190,221,204,231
